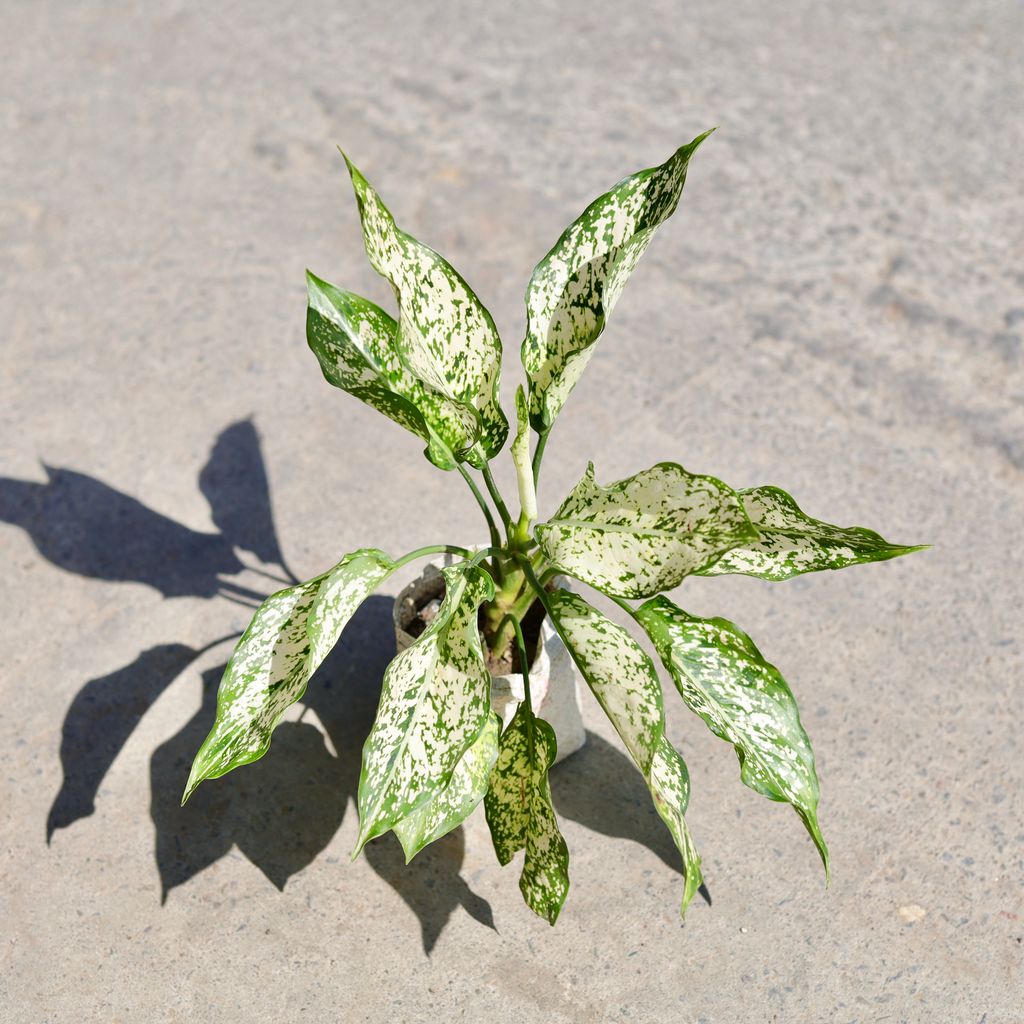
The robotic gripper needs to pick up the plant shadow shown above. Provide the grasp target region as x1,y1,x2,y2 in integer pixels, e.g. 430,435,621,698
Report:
3,417,703,949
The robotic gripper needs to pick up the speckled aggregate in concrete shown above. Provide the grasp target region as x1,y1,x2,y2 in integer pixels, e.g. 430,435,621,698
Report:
1,2,1021,1021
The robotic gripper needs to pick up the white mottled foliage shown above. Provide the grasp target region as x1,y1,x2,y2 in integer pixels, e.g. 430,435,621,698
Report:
536,462,755,598
545,589,703,913
184,549,397,801
636,595,829,875
648,737,704,914
521,130,714,431
344,155,508,467
698,485,923,581
484,703,570,925
306,271,476,470
393,712,500,863
354,563,495,854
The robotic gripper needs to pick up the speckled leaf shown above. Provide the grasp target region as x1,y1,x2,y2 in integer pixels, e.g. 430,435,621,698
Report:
354,563,495,855
343,154,508,466
484,703,569,924
393,712,500,863
306,271,476,470
696,485,925,582
545,589,702,913
521,130,714,432
535,462,756,599
636,595,829,876
184,549,397,801
649,736,704,914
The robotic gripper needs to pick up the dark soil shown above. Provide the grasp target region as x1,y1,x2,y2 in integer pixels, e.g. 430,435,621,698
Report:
403,576,546,677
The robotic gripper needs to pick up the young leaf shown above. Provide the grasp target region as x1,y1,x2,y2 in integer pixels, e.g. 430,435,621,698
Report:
392,712,500,863
535,462,755,598
343,154,508,466
306,271,475,470
511,385,537,524
635,595,829,876
184,548,397,801
354,563,495,855
484,703,570,925
522,130,714,432
696,484,926,581
544,589,703,913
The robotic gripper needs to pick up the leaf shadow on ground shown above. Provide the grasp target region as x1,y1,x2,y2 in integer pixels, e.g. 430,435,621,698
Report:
2,417,701,951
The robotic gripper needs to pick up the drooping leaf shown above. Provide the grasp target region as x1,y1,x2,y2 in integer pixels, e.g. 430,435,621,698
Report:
484,703,570,925
544,589,702,913
393,712,500,863
697,484,926,582
184,548,397,801
307,271,475,470
522,130,714,432
354,562,495,855
636,595,829,876
343,154,508,466
649,736,704,914
535,462,755,599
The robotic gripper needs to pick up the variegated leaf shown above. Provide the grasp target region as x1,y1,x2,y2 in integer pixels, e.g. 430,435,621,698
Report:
545,589,702,913
343,154,508,466
484,703,569,924
307,271,475,470
535,462,756,599
511,385,537,522
649,736,704,914
184,548,397,801
393,712,500,863
697,484,925,582
354,563,495,854
636,595,829,875
522,130,714,432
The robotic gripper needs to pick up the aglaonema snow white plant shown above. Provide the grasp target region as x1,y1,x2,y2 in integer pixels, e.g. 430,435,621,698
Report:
184,130,923,924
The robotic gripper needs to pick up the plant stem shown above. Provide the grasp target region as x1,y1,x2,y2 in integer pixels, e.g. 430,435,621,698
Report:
496,613,536,760
457,463,502,550
395,543,474,569
531,428,550,487
480,463,514,539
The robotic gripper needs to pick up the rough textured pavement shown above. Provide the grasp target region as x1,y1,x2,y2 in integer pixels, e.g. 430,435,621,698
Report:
2,2,1022,1021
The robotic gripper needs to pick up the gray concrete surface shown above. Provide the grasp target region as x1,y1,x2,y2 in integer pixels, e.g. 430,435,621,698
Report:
2,1,1021,1021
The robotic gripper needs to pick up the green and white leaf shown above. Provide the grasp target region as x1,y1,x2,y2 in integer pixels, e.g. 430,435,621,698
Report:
521,130,714,432
648,736,703,914
393,711,500,863
544,589,703,912
343,154,508,466
307,271,476,470
697,484,925,582
511,385,537,523
636,595,829,875
184,548,397,801
484,703,570,925
535,462,756,599
354,562,495,855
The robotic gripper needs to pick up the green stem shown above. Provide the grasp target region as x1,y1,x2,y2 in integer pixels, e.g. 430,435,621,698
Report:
457,463,502,551
494,613,534,713
517,554,557,621
604,591,641,618
481,463,514,538
496,613,536,761
394,543,473,569
531,428,550,487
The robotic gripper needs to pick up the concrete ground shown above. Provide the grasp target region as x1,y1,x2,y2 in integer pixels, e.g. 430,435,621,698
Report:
2,1,1021,1021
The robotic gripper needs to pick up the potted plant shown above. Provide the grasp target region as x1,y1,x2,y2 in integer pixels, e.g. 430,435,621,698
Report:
184,130,923,924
